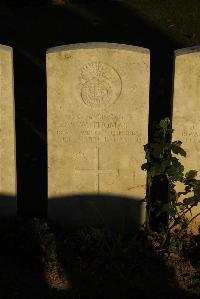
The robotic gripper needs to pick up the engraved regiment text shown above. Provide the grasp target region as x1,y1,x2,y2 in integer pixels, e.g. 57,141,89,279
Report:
56,112,143,144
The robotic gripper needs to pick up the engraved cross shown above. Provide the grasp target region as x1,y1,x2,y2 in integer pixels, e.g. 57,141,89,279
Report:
75,147,119,193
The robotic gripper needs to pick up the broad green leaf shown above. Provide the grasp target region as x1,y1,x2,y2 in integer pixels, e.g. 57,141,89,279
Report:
184,185,192,193
171,141,186,157
183,197,196,206
193,196,200,205
176,202,183,206
193,182,200,196
166,158,184,181
141,163,148,171
185,170,198,180
146,152,151,161
143,144,151,160
172,140,182,147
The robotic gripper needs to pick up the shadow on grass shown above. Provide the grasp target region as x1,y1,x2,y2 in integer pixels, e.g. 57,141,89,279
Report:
0,195,199,298
0,212,199,298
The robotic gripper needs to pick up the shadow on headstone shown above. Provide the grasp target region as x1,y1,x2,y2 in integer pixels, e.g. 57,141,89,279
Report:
48,194,144,234
0,194,16,217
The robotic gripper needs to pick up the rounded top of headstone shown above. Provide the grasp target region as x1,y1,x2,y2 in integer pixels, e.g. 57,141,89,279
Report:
175,46,200,56
0,44,12,53
47,42,150,54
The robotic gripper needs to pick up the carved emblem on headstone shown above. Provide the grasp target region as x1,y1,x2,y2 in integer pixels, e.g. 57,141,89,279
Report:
79,62,122,108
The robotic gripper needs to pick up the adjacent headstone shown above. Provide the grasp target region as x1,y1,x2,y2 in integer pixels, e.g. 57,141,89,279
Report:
47,43,149,231
0,45,16,216
172,47,200,233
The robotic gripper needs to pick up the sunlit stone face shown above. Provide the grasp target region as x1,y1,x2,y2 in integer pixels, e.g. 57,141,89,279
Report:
0,45,16,216
47,43,149,229
173,47,200,233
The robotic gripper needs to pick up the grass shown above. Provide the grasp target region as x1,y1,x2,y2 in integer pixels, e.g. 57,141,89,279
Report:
0,217,199,298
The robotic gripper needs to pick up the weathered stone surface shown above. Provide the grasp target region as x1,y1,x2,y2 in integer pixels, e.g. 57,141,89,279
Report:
0,45,16,216
172,47,200,233
47,43,149,231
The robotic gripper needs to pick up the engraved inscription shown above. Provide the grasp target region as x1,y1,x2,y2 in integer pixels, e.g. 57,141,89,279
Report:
79,62,122,108
180,123,200,143
55,112,144,144
75,147,119,193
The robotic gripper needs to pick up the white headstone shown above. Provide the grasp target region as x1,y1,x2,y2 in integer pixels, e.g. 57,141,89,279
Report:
47,43,149,231
0,45,16,216
173,47,200,233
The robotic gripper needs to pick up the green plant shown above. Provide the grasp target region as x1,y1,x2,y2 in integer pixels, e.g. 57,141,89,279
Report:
142,118,200,250
32,218,57,262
